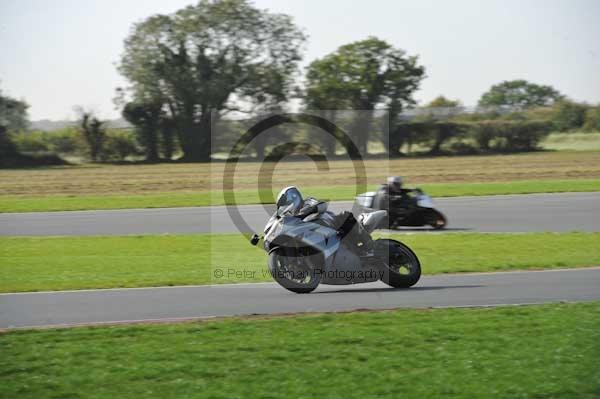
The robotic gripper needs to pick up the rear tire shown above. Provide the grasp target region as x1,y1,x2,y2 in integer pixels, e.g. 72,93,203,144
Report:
374,239,421,288
268,247,322,293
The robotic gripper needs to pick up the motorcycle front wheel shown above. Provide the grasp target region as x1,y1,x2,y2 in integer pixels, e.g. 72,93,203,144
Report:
374,239,421,288
268,247,322,294
426,209,447,230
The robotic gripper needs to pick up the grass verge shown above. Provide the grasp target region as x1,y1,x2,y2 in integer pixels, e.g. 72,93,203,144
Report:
1,302,599,398
1,232,599,293
1,178,600,212
1,150,600,212
541,132,600,151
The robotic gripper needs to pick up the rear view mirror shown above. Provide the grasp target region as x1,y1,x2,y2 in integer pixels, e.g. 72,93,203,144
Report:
250,234,260,246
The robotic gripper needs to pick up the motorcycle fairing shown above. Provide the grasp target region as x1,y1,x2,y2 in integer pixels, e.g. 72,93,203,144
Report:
415,193,434,209
264,214,381,285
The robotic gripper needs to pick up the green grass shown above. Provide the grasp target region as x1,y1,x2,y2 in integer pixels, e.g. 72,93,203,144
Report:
1,302,599,398
2,178,600,212
1,232,599,293
542,132,600,151
1,150,600,212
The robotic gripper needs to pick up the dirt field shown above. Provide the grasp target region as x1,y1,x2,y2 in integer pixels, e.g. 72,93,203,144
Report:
1,151,600,197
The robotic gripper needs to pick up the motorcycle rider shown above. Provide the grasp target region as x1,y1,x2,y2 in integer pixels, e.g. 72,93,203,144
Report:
276,186,372,253
372,176,415,212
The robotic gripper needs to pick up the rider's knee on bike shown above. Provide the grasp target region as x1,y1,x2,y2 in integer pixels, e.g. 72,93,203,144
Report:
334,211,373,254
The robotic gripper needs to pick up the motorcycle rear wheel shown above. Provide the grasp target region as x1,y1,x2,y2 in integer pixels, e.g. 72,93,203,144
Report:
268,248,322,294
374,239,421,288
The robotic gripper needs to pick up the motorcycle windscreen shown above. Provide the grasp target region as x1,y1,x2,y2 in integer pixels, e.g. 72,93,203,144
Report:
355,192,376,208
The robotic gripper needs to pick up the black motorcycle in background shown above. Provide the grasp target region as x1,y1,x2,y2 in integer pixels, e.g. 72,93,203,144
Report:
353,187,447,230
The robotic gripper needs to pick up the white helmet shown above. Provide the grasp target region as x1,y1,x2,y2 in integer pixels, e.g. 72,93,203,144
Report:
276,186,303,212
387,176,403,190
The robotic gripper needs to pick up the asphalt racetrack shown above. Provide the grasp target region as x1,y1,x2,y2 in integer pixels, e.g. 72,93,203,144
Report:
2,191,599,329
1,192,600,236
1,268,599,329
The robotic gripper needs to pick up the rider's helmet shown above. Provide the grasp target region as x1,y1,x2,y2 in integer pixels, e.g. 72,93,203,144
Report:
387,176,403,191
276,186,303,213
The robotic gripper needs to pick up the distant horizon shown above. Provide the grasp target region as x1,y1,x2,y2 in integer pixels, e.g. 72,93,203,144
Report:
2,0,599,121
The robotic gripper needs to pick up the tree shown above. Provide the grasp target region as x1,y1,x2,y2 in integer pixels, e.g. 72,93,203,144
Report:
102,131,139,161
427,96,461,108
552,100,587,132
418,95,464,123
0,89,29,161
0,125,18,161
304,58,350,157
159,117,177,160
77,110,106,162
122,101,162,162
1,90,68,167
583,106,600,132
479,80,563,109
0,89,29,133
118,0,306,161
304,37,425,155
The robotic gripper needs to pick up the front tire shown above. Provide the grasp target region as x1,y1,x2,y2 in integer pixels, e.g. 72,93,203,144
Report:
268,247,322,293
374,239,421,288
426,209,447,230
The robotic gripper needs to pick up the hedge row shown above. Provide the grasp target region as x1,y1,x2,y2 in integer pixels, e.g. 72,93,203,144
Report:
11,128,142,161
11,120,554,162
389,120,552,155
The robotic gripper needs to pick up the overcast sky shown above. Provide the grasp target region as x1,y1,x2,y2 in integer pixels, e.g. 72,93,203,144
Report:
1,0,599,121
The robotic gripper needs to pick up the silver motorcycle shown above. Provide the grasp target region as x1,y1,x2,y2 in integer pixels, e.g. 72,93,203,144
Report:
250,187,421,293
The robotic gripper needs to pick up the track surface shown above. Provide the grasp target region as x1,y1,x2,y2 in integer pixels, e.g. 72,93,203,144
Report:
2,192,600,236
1,268,599,329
